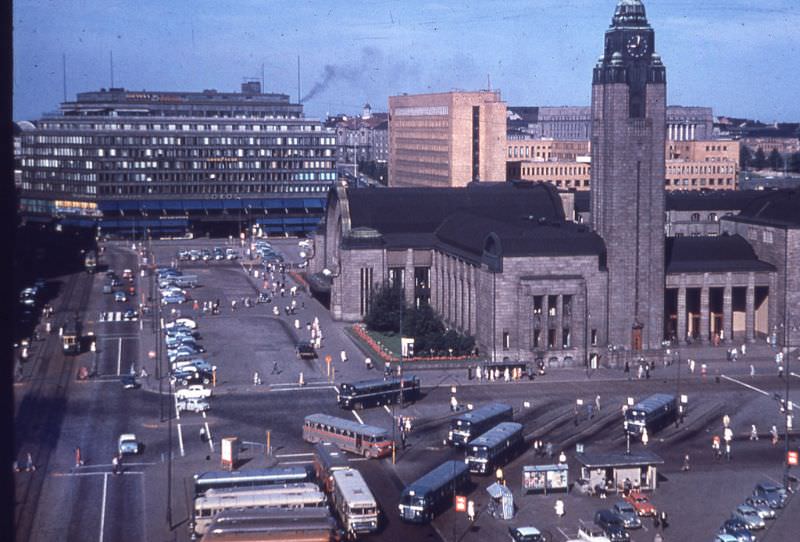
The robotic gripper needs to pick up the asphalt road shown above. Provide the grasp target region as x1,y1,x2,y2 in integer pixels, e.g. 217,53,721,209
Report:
13,237,799,542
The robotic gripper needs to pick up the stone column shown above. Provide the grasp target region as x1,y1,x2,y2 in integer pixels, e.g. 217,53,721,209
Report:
556,295,564,350
700,285,710,343
723,281,733,344
746,277,755,343
677,286,687,344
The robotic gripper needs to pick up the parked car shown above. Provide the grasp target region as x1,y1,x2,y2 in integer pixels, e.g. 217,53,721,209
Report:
611,501,641,529
508,526,544,542
213,248,224,260
114,291,127,303
731,505,765,530
594,510,630,542
753,481,787,509
122,268,133,280
719,519,753,542
160,286,186,297
168,346,202,362
165,327,198,339
177,249,191,261
177,397,210,413
161,294,186,305
175,384,212,401
171,369,212,387
225,248,238,260
566,526,611,542
166,318,197,330
744,496,777,520
623,491,656,517
165,335,201,349
118,433,139,455
172,359,214,373
200,249,211,261
713,535,740,542
188,250,201,261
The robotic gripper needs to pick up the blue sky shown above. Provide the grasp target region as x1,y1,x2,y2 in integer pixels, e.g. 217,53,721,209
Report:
13,0,800,122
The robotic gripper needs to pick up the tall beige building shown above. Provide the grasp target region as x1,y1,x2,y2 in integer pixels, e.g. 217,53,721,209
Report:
388,91,507,187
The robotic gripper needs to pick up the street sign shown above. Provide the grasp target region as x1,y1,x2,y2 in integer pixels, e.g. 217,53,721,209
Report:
455,495,467,512
789,450,798,466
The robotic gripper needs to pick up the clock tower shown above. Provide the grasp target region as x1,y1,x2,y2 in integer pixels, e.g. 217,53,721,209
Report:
591,0,666,353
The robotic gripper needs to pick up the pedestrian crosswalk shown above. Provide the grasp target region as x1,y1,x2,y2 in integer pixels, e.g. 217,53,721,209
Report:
99,311,136,323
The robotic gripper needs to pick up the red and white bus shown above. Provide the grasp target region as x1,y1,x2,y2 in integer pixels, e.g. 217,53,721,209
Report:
302,413,392,459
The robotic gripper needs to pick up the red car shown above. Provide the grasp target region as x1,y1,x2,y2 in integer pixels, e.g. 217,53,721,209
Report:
624,491,656,516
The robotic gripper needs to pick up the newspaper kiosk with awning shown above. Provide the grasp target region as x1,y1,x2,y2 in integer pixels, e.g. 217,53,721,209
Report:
522,464,569,494
575,450,664,494
486,482,515,520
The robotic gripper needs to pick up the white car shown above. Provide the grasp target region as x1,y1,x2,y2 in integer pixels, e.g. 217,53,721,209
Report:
160,286,186,297
165,318,197,330
177,397,210,413
118,433,139,455
175,384,212,401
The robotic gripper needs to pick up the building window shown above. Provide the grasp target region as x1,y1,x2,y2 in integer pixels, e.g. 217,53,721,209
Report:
502,331,510,350
533,329,541,348
563,295,573,318
763,230,773,244
360,267,373,316
547,329,556,349
548,295,558,316
591,329,598,346
690,213,700,222
388,267,404,289
533,296,543,315
562,328,571,348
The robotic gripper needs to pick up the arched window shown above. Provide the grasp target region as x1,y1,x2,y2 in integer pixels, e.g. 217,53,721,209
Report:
690,213,700,222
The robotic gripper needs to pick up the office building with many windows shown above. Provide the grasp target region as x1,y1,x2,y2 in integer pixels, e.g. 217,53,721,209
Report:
17,82,337,236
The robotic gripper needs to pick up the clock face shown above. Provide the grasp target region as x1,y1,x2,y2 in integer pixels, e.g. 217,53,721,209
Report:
626,34,649,58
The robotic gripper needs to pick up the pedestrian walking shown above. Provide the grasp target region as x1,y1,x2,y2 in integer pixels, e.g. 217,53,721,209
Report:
404,417,412,433
467,500,475,522
294,318,300,329
450,395,458,412
75,447,83,468
778,364,784,378
637,364,644,379
750,424,759,440
770,425,779,445
712,435,721,459
231,299,237,311
503,367,510,382
595,395,601,412
111,455,120,475
253,371,260,385
689,358,696,374
725,441,732,461
272,361,279,374
682,453,690,471
659,510,668,529
340,350,348,363
365,357,373,370
476,365,482,381
750,364,756,377
741,343,747,356
645,364,651,379
200,426,207,442
641,428,649,447
624,360,630,380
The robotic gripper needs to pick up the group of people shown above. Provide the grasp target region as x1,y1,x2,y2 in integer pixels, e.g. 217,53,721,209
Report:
473,365,531,382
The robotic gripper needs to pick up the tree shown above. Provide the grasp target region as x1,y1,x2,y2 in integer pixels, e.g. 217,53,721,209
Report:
788,152,800,173
739,145,752,171
768,148,784,171
752,147,767,169
364,282,404,333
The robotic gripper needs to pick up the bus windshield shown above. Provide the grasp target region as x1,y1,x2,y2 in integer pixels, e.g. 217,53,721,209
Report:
350,505,377,515
401,494,426,508
471,446,489,459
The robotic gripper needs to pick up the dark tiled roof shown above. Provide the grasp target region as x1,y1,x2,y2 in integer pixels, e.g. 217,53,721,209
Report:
666,235,775,274
726,188,800,228
346,182,565,237
435,212,605,258
666,190,779,212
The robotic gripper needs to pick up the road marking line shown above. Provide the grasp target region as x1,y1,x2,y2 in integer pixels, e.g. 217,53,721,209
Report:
348,457,369,462
791,372,800,379
204,421,213,452
721,374,800,409
177,423,185,457
116,337,122,376
275,452,314,458
382,405,392,416
351,411,364,425
280,460,313,465
99,472,108,542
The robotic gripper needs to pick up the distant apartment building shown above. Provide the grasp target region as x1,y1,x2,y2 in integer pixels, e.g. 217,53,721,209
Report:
665,139,740,190
508,105,713,141
17,82,336,236
388,90,507,187
326,104,389,166
507,138,738,192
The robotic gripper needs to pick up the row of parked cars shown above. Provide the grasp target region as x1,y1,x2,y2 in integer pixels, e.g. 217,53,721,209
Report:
715,481,788,542
587,491,657,541
253,240,284,263
177,247,238,262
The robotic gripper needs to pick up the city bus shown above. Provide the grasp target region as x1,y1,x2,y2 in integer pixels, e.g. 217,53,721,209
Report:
192,485,327,537
313,441,351,493
331,468,379,538
465,422,525,474
398,460,470,524
193,466,313,498
303,414,393,459
447,403,513,447
202,508,338,542
624,393,677,436
337,375,421,410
